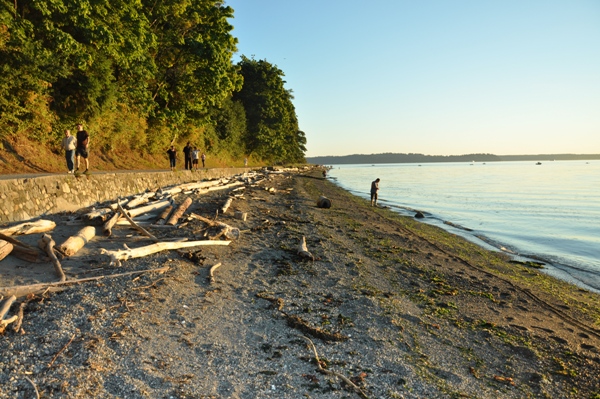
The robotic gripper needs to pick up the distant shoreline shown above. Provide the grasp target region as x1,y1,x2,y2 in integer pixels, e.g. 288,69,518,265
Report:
307,153,600,165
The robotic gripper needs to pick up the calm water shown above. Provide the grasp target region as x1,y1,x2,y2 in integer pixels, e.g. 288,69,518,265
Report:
327,161,600,293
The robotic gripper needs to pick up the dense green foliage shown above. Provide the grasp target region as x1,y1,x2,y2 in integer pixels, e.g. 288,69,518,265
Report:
0,0,305,163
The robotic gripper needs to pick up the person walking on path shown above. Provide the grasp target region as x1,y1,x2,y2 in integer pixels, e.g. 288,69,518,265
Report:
61,129,77,173
201,152,206,168
75,124,90,174
183,142,192,170
244,157,248,167
167,145,177,171
370,178,380,206
191,147,200,171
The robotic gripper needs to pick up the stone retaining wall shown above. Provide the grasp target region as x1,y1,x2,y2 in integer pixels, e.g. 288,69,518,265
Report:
0,168,250,224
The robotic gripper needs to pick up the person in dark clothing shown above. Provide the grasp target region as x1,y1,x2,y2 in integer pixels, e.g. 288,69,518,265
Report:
183,142,192,170
370,178,380,206
75,124,90,173
167,145,177,171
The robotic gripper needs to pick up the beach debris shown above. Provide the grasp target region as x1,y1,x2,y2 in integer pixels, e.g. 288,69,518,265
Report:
0,265,170,298
102,212,121,237
300,336,369,399
189,213,240,240
166,197,193,225
220,197,233,214
414,211,424,218
100,240,231,267
117,202,158,242
0,233,46,263
38,234,66,282
208,262,222,284
58,226,96,256
493,375,516,386
297,236,314,261
316,196,332,209
0,219,56,236
0,295,18,334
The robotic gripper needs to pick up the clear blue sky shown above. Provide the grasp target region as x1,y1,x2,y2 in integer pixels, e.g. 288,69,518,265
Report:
225,0,600,157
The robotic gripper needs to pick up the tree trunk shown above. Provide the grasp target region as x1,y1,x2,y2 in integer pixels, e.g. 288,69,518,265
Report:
166,197,192,225
0,220,56,236
58,226,96,256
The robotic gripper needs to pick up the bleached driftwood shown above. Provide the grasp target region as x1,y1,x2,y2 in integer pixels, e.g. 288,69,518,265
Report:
206,181,245,192
234,211,247,221
125,192,155,209
0,265,170,298
102,212,121,237
100,240,231,267
317,196,332,209
159,180,221,196
127,199,171,218
58,226,96,256
82,208,113,224
166,197,192,225
0,219,56,236
189,213,240,240
108,199,129,211
220,197,233,214
208,262,222,284
0,295,18,333
155,205,173,225
0,240,13,262
38,234,66,282
117,203,158,242
298,236,314,261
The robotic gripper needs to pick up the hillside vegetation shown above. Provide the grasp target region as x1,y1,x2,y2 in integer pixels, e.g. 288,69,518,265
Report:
0,1,306,171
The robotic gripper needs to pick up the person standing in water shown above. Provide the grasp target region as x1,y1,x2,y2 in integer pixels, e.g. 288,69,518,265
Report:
370,178,380,206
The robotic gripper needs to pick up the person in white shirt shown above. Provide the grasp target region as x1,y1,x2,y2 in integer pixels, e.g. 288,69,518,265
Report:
61,129,77,173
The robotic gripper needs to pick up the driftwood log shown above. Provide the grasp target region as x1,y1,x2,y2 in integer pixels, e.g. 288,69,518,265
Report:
317,196,332,209
101,240,231,267
38,234,66,282
125,192,155,209
298,236,314,261
58,226,96,256
82,208,113,224
0,240,13,262
166,197,192,225
0,265,170,298
0,232,46,262
220,197,233,214
0,295,18,333
102,212,121,237
127,199,171,218
0,219,56,236
189,213,240,240
155,205,174,225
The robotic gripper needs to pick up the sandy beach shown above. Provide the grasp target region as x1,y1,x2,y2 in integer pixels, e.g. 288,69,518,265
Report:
1,168,599,399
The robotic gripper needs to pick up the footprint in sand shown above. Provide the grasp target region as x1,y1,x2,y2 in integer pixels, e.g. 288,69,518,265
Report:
580,344,597,352
578,332,590,339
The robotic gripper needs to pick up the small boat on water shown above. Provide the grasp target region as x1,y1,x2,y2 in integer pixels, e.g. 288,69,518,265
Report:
536,162,542,165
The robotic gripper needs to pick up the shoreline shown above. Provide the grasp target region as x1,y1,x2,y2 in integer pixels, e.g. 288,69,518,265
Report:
1,168,599,398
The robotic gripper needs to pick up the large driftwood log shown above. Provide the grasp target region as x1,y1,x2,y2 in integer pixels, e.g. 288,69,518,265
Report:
166,197,192,225
189,213,240,240
0,295,18,333
125,192,155,209
206,181,245,192
38,234,66,282
0,232,46,262
155,205,174,225
101,240,231,267
298,236,314,261
58,226,96,256
127,199,171,218
0,265,170,298
0,219,56,236
0,240,13,262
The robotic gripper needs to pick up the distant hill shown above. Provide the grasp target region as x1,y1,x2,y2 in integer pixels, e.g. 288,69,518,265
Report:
306,153,600,165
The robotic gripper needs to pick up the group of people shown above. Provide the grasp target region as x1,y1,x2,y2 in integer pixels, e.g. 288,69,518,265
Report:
166,142,206,171
61,124,90,174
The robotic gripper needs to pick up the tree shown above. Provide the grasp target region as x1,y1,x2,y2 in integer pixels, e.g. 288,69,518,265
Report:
233,56,305,163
